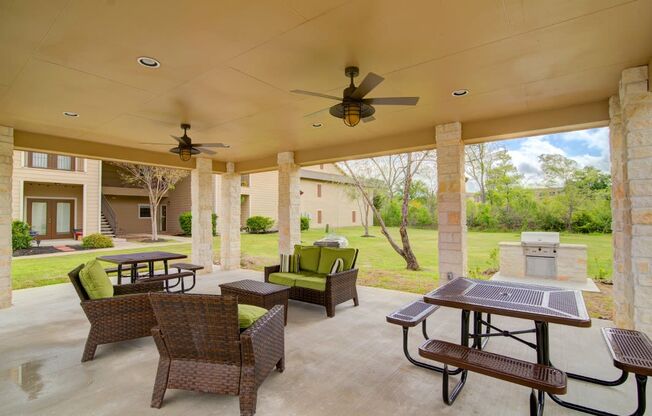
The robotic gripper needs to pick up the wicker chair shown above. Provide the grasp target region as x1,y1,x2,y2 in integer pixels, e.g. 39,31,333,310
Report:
148,293,285,415
68,264,164,362
264,265,359,317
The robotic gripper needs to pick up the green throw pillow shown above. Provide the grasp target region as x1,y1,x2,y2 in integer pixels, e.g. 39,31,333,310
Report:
317,247,358,273
79,259,114,299
238,304,268,329
294,245,321,272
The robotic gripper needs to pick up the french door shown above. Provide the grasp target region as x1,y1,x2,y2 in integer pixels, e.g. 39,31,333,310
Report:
27,199,74,239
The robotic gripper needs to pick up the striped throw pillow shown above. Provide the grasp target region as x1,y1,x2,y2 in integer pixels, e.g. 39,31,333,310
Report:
280,254,299,273
330,258,344,274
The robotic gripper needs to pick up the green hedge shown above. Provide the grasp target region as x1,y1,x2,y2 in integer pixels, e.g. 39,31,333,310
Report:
300,215,310,231
12,220,33,251
82,233,114,249
246,216,274,233
178,211,218,236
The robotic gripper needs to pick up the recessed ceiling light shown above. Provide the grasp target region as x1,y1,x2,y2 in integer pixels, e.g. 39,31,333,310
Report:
137,56,161,68
63,111,79,117
312,122,323,128
452,89,469,97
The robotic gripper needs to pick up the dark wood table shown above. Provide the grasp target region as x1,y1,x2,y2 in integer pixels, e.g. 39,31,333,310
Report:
219,279,290,325
97,251,187,284
424,277,600,413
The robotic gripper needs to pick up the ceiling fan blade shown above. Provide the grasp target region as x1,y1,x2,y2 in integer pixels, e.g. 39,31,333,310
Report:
363,97,420,106
170,135,188,145
197,147,216,155
291,89,341,101
362,116,376,123
194,143,230,148
303,107,330,118
350,72,384,99
139,142,178,145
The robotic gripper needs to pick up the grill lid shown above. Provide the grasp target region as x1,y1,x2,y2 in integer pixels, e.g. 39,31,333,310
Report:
521,232,560,247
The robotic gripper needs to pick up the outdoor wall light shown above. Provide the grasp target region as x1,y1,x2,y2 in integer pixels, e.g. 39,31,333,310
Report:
342,101,362,127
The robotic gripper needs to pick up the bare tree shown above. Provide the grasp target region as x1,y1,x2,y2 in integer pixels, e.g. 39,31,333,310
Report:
343,151,433,270
465,143,504,203
112,163,189,241
341,176,374,237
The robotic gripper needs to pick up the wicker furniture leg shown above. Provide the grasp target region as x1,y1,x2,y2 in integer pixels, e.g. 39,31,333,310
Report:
276,357,285,372
81,330,99,362
239,366,257,416
151,328,170,408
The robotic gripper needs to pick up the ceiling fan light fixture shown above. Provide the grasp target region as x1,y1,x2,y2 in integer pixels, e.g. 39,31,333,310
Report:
343,102,362,127
179,147,192,161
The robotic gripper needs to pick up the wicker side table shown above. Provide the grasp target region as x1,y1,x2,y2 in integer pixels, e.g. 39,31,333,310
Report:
219,279,290,325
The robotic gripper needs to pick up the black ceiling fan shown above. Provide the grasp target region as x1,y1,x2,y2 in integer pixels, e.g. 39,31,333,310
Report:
141,123,229,161
291,66,419,127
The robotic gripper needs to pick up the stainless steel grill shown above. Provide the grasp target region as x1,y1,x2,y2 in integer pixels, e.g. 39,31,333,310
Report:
521,232,559,279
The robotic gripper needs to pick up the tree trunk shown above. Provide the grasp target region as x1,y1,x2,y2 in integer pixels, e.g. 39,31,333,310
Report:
399,154,420,270
150,199,159,242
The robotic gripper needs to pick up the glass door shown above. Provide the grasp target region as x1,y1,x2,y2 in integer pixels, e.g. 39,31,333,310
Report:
54,201,73,238
28,200,49,239
27,199,75,240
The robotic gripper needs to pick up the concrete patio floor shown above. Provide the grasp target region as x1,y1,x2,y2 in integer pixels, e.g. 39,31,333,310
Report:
0,269,645,416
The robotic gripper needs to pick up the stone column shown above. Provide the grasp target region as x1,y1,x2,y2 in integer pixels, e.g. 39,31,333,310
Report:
191,158,215,273
611,65,652,333
0,126,13,308
436,122,467,284
219,162,241,270
277,152,301,255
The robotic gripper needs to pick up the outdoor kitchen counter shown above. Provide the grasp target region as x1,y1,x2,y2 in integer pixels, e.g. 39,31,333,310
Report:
498,242,587,282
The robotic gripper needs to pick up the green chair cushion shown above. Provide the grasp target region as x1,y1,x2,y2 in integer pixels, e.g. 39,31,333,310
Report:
238,304,268,329
79,259,114,299
268,272,298,287
294,245,321,273
317,247,358,273
294,275,327,291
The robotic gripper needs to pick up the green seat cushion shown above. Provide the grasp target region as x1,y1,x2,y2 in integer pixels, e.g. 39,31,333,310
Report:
238,304,268,329
317,247,358,273
294,275,327,291
294,245,321,273
79,259,114,299
268,272,298,287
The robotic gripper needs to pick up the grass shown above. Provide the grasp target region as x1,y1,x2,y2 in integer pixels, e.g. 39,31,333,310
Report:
13,226,612,299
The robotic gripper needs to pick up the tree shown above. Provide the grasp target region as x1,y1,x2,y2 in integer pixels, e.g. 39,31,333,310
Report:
343,151,433,270
538,154,582,231
465,143,505,203
112,163,189,241
341,176,374,237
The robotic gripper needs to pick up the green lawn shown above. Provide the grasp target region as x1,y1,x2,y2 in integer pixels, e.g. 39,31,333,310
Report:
12,227,612,295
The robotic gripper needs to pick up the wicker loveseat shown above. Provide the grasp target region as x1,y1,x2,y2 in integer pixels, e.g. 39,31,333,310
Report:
264,245,359,317
68,264,164,362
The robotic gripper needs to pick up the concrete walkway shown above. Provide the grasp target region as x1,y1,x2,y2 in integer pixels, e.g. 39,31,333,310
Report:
0,270,646,415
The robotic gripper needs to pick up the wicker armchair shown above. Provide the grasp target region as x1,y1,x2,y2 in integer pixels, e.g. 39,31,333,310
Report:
68,264,164,362
148,293,285,415
264,266,359,317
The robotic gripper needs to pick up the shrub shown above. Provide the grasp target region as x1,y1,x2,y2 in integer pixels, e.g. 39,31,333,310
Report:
178,211,218,236
12,220,33,251
247,216,274,233
82,233,114,249
300,215,310,231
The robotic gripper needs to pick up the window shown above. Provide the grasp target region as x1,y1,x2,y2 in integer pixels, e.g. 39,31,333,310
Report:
317,184,322,198
317,210,322,224
138,204,152,219
27,152,79,171
352,211,356,223
31,152,48,168
57,155,72,170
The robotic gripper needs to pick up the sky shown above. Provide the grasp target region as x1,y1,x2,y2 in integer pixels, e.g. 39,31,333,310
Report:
477,127,610,189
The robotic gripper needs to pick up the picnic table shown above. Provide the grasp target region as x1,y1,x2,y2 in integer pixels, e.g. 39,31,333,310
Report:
97,251,187,284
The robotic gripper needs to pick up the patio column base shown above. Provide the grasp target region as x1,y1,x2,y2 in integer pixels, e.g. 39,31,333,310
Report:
220,162,241,271
436,122,467,285
277,152,300,255
0,126,13,309
191,158,215,274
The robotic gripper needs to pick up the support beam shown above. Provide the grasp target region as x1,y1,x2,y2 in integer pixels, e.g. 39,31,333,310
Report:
610,64,652,333
219,162,241,270
277,152,301,255
0,126,13,308
191,158,215,273
436,122,467,284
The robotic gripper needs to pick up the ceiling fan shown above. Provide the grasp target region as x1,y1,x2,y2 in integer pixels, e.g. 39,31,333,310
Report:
141,123,229,161
291,66,419,127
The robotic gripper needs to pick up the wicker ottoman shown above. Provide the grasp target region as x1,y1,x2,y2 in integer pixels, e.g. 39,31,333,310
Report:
219,279,290,325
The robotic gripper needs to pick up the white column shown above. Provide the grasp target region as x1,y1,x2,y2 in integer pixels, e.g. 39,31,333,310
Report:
219,162,241,270
191,158,215,273
277,151,301,255
0,126,13,308
436,122,467,284
611,64,652,333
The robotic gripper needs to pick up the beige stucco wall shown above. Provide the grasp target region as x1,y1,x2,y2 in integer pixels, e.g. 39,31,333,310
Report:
165,175,191,235
12,151,101,236
104,195,166,236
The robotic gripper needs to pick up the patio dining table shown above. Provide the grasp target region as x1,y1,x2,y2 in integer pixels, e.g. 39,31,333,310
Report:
423,277,605,414
97,251,187,284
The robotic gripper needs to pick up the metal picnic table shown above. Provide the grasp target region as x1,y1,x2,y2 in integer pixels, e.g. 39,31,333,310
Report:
97,251,187,284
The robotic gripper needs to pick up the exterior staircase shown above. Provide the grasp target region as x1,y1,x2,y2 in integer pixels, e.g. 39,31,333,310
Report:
100,213,115,237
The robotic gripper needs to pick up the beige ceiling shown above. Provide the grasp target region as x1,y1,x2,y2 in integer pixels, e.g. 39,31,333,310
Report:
0,0,650,171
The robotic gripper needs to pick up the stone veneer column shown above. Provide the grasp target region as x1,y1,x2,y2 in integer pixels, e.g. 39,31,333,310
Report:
219,162,241,270
277,152,301,255
191,157,215,273
610,65,652,333
0,126,13,308
436,122,467,284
